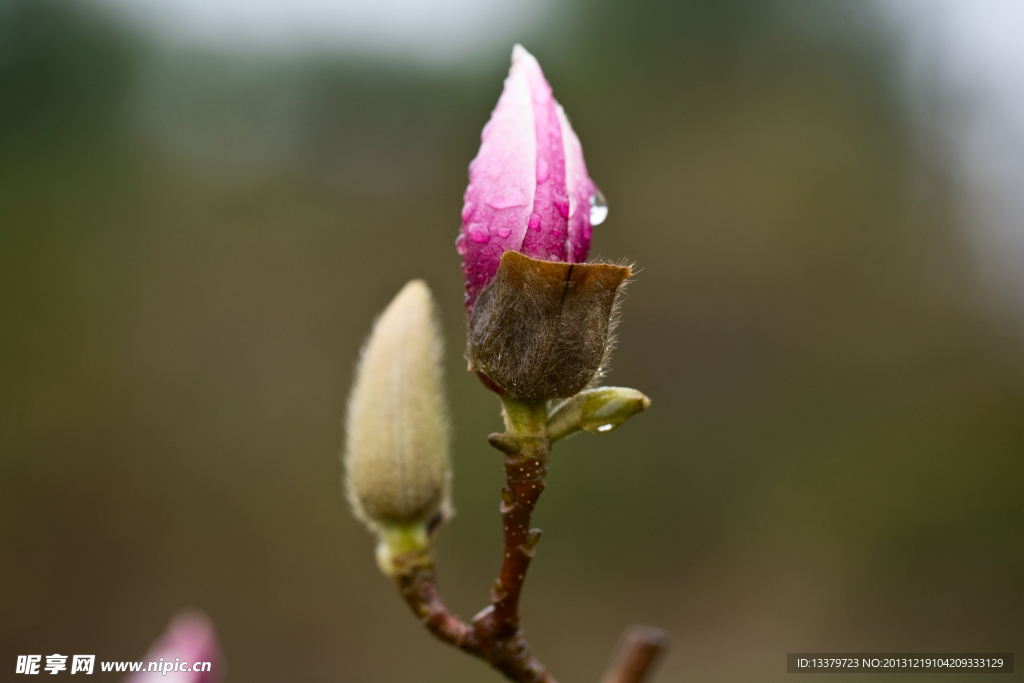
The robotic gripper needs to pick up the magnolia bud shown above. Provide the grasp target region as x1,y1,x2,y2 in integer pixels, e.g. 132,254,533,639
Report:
344,280,452,550
457,44,602,312
546,387,651,442
467,251,631,399
125,612,222,683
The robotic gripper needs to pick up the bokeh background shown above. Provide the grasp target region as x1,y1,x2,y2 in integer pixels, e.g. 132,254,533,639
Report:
1,0,1022,681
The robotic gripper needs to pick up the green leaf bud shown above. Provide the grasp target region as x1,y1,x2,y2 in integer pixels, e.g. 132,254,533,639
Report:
344,280,453,544
546,387,650,442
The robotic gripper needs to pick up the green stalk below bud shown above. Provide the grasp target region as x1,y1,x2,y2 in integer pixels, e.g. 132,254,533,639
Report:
375,522,432,578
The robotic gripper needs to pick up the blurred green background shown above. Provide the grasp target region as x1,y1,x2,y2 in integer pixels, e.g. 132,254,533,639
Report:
1,0,1021,681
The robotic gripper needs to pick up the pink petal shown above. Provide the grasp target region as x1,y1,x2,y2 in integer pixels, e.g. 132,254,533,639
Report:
460,46,537,309
558,104,595,264
458,45,599,311
124,612,222,683
515,45,570,265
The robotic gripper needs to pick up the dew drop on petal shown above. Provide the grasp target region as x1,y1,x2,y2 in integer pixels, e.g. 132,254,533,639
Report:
468,224,490,244
555,200,570,218
497,226,511,238
528,213,542,231
537,157,549,183
461,203,475,222
455,234,467,256
486,187,530,210
589,190,608,225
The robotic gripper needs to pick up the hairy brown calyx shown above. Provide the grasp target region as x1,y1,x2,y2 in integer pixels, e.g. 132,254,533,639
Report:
468,251,631,399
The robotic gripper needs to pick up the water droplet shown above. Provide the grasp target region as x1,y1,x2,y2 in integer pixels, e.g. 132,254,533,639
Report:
468,224,490,244
497,226,511,238
556,200,570,218
537,158,549,182
589,190,608,225
528,213,541,231
461,203,475,222
596,424,614,432
455,234,467,256
486,187,529,210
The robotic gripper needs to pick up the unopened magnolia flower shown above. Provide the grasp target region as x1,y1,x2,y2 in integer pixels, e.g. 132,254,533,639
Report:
457,44,607,312
344,280,452,574
458,47,629,399
124,612,221,683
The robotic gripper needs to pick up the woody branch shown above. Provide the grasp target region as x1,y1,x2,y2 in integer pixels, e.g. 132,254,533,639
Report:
391,397,664,683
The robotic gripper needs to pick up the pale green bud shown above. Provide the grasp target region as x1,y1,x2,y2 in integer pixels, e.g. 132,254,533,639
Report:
546,387,650,442
344,280,452,543
373,522,433,578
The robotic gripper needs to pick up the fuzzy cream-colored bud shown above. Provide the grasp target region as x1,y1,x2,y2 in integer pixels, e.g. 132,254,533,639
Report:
344,280,452,541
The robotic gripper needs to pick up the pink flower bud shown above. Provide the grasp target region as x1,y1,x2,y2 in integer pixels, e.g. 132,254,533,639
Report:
457,44,601,311
125,612,222,683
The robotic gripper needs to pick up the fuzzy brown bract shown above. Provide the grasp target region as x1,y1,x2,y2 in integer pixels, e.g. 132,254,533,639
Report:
467,251,631,400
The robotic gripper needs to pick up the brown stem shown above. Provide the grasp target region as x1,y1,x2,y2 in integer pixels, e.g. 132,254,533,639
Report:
395,536,554,682
476,439,548,639
395,565,474,653
600,625,670,683
392,398,666,683
393,399,555,683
